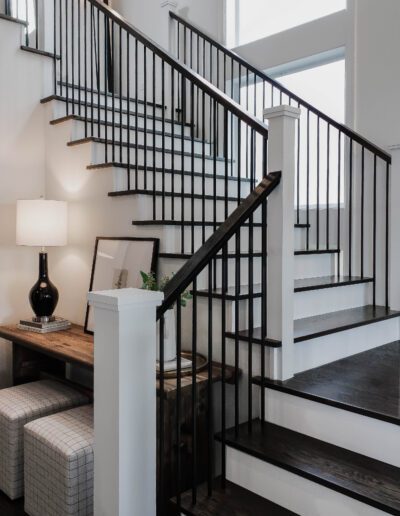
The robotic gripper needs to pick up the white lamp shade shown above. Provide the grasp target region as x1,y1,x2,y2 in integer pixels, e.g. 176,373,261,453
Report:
16,200,68,247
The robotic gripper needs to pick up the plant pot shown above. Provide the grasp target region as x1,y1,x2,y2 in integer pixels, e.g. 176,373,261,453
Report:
157,308,176,363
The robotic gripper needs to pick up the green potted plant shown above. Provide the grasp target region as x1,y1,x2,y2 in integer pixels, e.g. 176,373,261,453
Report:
140,271,192,363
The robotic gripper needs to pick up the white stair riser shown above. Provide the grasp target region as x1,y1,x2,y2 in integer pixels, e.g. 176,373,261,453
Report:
90,141,231,174
112,166,252,198
295,253,337,279
263,389,400,467
294,282,371,319
50,100,191,136
294,317,400,373
132,223,308,258
226,447,388,516
71,120,211,154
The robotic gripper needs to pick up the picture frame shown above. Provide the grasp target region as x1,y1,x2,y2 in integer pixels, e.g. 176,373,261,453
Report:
84,236,159,334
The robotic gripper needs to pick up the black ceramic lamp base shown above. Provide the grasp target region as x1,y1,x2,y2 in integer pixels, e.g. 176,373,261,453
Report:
29,252,59,322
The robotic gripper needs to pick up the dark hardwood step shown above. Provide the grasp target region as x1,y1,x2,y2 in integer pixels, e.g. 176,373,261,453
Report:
159,247,330,261
0,13,27,26
132,220,308,229
195,276,371,301
295,248,340,255
50,114,208,144
21,45,60,59
58,80,165,110
220,420,400,515
294,275,373,292
253,340,400,426
110,188,245,203
227,305,400,347
68,136,228,162
87,162,252,183
41,94,194,127
170,478,298,516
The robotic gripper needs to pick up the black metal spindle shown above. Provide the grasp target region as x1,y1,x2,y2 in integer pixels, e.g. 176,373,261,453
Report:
143,44,147,187
207,262,214,496
385,161,390,308
191,278,198,505
373,153,377,305
361,147,365,278
126,32,130,190
349,140,353,278
326,124,330,249
158,315,165,513
176,301,182,507
316,117,320,250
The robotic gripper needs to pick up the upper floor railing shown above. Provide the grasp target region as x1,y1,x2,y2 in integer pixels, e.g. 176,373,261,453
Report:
170,11,390,308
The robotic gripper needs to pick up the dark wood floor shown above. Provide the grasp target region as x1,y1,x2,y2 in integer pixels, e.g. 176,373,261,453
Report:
255,340,400,425
222,420,400,515
0,491,26,516
170,479,298,516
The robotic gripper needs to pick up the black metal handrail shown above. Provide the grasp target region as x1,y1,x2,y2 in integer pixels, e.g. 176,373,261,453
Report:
170,11,390,162
159,172,280,315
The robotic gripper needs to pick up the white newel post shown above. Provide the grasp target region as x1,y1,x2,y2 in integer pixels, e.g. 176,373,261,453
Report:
87,288,164,516
264,105,301,381
388,145,400,310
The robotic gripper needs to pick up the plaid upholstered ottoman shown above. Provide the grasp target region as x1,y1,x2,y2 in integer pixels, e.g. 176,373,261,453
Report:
0,380,89,500
24,404,94,516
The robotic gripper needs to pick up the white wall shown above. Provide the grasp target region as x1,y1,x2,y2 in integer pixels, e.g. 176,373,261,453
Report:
111,0,224,50
0,19,50,387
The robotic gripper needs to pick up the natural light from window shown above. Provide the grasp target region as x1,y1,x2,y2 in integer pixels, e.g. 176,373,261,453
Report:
227,0,346,47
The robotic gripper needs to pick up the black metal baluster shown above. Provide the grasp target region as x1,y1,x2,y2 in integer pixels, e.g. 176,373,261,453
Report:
96,10,101,137
161,59,166,221
83,0,87,135
385,160,390,308
53,0,57,95
207,262,214,496
191,278,198,505
316,117,320,249
337,132,341,275
349,140,353,278
158,315,165,514
71,0,74,113
190,81,195,254
306,110,310,249
176,301,182,508
361,147,365,278
171,67,175,220
221,242,227,488
103,15,108,161
134,39,138,187
65,0,70,114
248,129,254,431
296,103,300,224
373,153,377,306
77,0,81,116
111,22,115,162
143,44,147,188
152,53,157,219
90,2,94,134
326,124,330,249
126,33,130,190
180,74,186,254
35,0,38,48
201,90,206,244
119,26,122,162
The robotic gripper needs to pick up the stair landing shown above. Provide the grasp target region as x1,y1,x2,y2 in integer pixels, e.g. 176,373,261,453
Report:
254,340,400,425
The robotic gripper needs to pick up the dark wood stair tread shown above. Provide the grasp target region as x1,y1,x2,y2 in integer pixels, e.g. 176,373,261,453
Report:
110,189,245,203
0,13,27,26
230,305,400,346
170,478,298,516
41,95,194,127
253,340,400,426
50,114,208,144
87,162,252,182
68,136,228,162
221,420,400,515
195,276,371,300
294,275,373,292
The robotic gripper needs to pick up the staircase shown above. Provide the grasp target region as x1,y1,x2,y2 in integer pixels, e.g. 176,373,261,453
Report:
1,2,400,515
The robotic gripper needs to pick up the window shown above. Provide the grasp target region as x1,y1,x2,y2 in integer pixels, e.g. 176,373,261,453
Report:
226,0,346,47
277,59,345,207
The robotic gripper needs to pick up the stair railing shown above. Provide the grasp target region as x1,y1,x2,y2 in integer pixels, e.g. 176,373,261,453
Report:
171,11,391,308
157,172,280,513
46,0,272,259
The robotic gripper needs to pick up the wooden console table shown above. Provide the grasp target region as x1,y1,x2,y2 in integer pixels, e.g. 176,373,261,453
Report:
0,323,237,500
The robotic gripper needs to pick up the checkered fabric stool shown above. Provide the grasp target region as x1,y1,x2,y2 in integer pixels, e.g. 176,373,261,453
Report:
0,380,89,500
24,404,94,516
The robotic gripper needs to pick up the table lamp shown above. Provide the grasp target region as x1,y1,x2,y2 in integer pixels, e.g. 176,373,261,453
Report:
16,200,68,323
